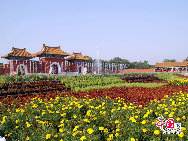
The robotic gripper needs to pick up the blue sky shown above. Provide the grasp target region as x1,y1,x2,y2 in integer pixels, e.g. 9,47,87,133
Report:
0,0,188,65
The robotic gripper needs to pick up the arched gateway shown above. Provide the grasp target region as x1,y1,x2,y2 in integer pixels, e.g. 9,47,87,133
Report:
49,62,61,74
17,64,27,75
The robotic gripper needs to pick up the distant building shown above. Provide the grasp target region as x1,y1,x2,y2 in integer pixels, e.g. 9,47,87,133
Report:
66,52,92,74
1,44,92,75
155,61,188,72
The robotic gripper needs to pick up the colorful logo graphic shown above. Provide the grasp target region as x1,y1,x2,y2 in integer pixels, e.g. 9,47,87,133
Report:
156,115,182,134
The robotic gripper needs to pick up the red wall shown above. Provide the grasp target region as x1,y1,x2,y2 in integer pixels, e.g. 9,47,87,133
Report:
40,58,65,73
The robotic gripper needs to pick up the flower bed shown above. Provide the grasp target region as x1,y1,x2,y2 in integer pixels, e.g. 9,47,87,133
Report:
169,79,188,86
120,75,167,83
0,91,187,140
0,85,187,113
0,81,66,98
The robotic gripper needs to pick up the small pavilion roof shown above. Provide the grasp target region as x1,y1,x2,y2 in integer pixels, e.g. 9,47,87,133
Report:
1,47,32,59
155,61,188,68
66,52,92,61
32,44,70,57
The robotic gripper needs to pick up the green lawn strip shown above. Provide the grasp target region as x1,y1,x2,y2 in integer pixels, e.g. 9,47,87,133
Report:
75,82,167,92
153,73,183,81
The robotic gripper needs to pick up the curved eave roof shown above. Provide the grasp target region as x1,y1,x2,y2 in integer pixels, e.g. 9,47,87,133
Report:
32,44,70,57
66,53,92,61
1,47,33,59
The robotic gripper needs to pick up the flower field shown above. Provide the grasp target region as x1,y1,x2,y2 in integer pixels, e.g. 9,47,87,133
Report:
169,79,188,86
0,73,187,140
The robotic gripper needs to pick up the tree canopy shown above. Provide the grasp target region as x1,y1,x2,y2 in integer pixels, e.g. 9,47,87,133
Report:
184,57,188,61
163,59,176,62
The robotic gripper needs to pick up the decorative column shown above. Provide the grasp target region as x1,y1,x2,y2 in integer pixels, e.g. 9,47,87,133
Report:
30,61,31,73
9,60,10,75
33,61,34,73
12,60,14,75
36,61,38,73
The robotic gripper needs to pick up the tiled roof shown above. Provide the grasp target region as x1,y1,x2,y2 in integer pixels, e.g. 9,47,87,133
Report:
155,61,188,67
32,44,70,57
66,52,92,61
1,47,32,59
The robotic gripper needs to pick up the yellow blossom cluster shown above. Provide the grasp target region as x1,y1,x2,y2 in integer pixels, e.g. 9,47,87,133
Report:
0,91,187,140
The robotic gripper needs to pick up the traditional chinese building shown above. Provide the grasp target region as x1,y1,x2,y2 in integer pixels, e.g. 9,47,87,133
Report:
155,61,188,72
32,44,70,74
1,47,33,75
1,44,92,75
66,52,92,73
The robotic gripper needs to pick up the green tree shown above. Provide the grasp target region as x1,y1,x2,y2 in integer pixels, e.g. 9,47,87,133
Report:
163,59,176,62
109,57,122,64
183,57,188,61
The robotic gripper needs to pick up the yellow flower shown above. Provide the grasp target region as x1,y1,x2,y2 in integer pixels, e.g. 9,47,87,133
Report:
20,109,25,113
72,132,77,136
169,113,173,117
26,122,31,128
83,119,90,123
141,120,146,124
54,134,58,138
132,118,136,123
143,114,148,118
182,116,186,119
143,129,147,132
1,119,5,125
115,120,120,124
46,134,51,139
15,126,19,129
181,127,186,131
165,112,168,115
80,136,86,141
87,128,94,134
104,128,108,133
16,109,20,112
61,113,66,117
15,119,20,123
115,133,119,137
131,138,135,141
7,133,12,137
59,128,64,132
73,126,79,131
154,130,160,135
109,134,113,138
106,138,111,141
99,127,104,130
178,132,184,138
116,129,120,132
176,117,180,121
111,109,115,112
26,137,30,140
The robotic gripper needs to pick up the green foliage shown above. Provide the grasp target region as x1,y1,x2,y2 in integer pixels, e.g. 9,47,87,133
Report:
0,73,171,92
184,57,188,61
163,59,176,62
153,73,183,81
101,57,154,69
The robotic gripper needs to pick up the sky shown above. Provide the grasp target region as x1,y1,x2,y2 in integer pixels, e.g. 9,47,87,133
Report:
0,0,188,65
